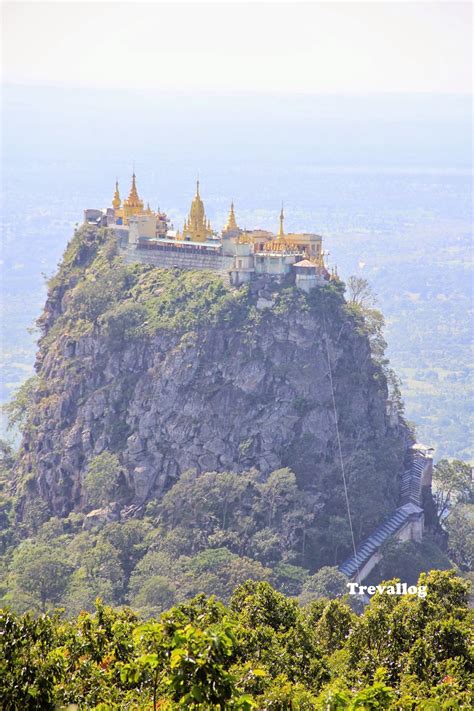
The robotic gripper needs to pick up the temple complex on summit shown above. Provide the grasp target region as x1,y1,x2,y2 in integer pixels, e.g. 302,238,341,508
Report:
84,174,334,289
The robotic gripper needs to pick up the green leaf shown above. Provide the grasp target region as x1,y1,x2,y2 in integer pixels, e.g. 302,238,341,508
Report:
190,684,204,701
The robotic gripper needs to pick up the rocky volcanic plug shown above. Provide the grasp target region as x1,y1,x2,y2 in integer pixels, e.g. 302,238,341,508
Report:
15,226,407,537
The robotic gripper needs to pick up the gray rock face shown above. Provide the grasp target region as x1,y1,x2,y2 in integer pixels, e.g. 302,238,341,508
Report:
17,274,405,520
83,502,121,529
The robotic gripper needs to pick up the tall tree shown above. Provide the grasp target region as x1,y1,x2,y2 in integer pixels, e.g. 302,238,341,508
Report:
346,276,376,308
6,541,72,613
433,459,472,520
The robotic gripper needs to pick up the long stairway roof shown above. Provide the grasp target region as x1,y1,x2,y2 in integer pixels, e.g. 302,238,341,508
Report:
338,447,429,578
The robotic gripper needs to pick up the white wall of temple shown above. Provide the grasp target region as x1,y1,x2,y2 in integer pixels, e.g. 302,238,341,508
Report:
255,254,297,275
120,243,234,274
295,273,318,293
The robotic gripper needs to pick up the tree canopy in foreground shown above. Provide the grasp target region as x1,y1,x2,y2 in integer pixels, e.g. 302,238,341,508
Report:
1,570,472,710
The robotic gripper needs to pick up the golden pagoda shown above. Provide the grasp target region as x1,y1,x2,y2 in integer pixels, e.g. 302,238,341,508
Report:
179,180,213,242
224,201,239,232
112,173,151,225
268,204,324,262
264,205,293,252
122,173,144,222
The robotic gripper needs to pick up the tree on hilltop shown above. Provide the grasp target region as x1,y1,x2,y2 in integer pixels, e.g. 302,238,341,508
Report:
346,275,376,308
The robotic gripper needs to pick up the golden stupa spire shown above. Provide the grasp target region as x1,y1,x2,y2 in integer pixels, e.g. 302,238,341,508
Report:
112,179,121,210
278,203,285,238
181,178,212,242
128,172,140,201
224,201,238,231
121,171,144,222
124,172,143,207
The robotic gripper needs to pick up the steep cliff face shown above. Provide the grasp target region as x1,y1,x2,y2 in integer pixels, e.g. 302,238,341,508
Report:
16,226,407,540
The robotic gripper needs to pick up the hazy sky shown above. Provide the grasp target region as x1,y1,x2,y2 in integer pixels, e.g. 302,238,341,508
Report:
2,1,472,94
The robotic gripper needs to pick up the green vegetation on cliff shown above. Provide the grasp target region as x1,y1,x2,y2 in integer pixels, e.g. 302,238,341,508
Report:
0,467,355,615
0,453,468,619
44,225,247,344
1,225,465,614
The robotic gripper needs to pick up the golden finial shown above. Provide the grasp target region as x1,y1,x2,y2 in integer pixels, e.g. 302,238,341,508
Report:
196,178,200,196
112,179,121,210
278,203,285,238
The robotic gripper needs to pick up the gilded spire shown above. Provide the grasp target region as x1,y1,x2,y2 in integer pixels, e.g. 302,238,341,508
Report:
278,204,285,238
224,201,238,231
183,179,212,242
120,171,144,223
123,172,143,209
112,179,121,210
128,172,140,202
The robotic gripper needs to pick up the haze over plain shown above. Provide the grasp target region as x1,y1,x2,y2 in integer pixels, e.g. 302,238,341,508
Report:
1,1,472,457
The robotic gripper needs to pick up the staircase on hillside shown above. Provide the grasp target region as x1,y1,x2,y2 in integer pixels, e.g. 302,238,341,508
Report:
338,445,432,580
